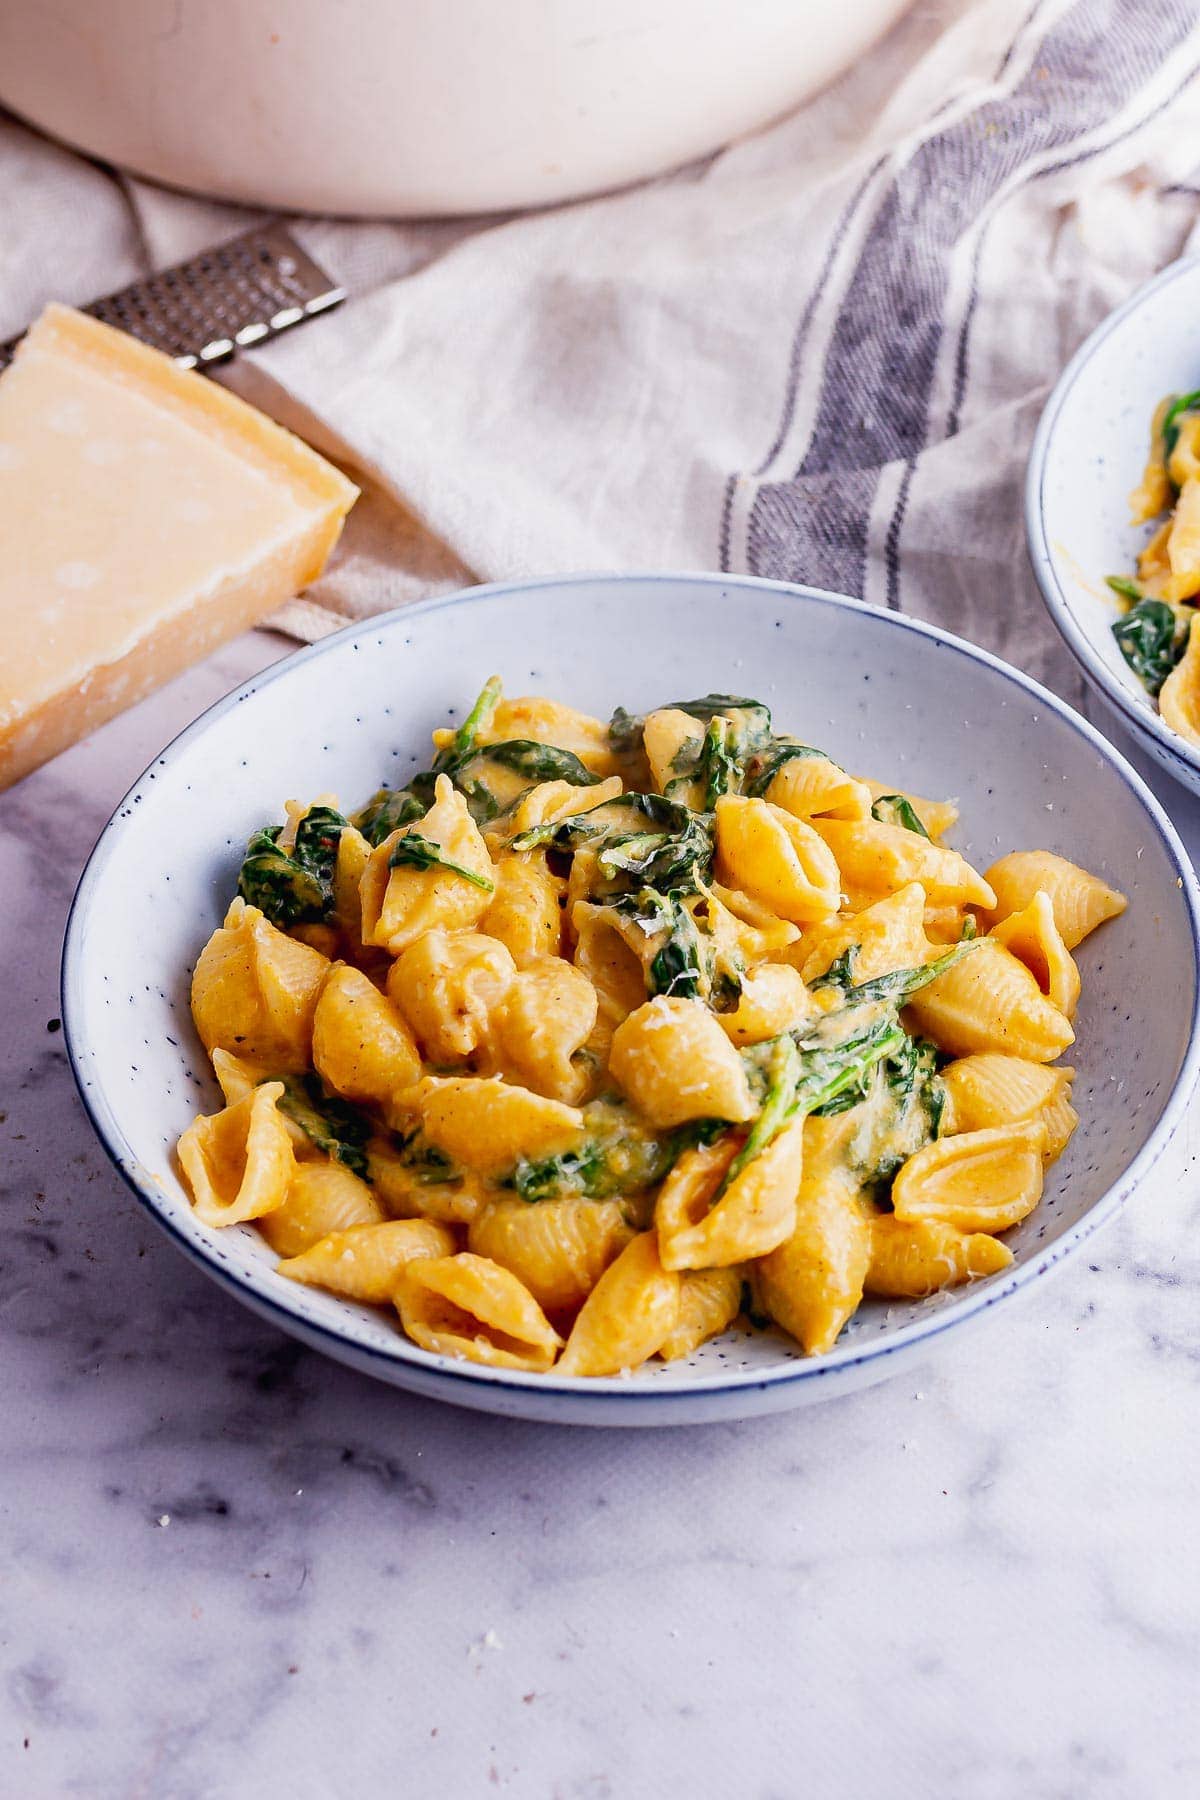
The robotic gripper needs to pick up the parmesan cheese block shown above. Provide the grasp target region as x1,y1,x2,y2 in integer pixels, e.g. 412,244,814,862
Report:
0,304,358,789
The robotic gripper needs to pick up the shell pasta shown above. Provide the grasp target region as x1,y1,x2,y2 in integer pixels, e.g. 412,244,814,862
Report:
177,680,1126,1375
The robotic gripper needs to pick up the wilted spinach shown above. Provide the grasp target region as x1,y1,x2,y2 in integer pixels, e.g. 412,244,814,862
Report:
870,793,930,839
236,803,350,926
277,1075,372,1180
388,832,495,890
1111,597,1187,697
1162,388,1200,459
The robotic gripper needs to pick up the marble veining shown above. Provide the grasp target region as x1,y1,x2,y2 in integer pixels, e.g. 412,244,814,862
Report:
2,633,1199,1798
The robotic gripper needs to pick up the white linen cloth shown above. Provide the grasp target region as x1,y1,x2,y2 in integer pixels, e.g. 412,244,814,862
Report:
3,0,1200,698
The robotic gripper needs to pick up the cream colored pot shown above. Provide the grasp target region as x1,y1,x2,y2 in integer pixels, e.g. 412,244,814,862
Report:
0,0,910,217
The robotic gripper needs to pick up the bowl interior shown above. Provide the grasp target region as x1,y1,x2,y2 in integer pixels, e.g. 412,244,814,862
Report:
64,576,1200,1400
1032,257,1200,782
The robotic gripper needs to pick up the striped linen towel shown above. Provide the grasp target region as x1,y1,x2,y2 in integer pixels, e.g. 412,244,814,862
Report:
3,0,1200,700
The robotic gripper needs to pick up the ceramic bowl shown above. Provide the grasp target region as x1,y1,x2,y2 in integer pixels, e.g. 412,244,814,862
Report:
0,0,909,217
61,575,1200,1426
1027,255,1200,798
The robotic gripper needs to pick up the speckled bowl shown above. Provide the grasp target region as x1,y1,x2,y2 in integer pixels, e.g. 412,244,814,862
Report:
1027,255,1200,799
61,576,1200,1425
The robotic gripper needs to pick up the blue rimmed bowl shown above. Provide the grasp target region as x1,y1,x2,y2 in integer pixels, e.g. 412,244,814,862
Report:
1027,255,1200,799
61,575,1200,1425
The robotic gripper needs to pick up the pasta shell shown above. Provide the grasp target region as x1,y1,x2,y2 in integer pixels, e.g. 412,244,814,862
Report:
572,901,651,1025
1137,517,1173,586
756,1166,869,1355
498,775,623,846
210,1046,261,1107
359,776,495,954
191,899,330,1070
557,1233,680,1376
762,756,872,822
468,1195,632,1313
714,796,842,922
812,818,995,909
178,1081,295,1228
891,1120,1047,1233
609,997,756,1128
904,938,1074,1062
706,885,802,962
982,851,1126,948
1129,397,1173,522
480,854,565,966
939,1053,1067,1138
643,708,704,800
396,1254,562,1371
656,1118,804,1270
1159,625,1200,747
331,824,373,952
387,928,515,1065
716,963,816,1047
989,891,1081,1019
798,882,935,985
923,902,970,946
312,963,421,1123
864,1215,1014,1298
659,1268,744,1361
260,1160,385,1257
1166,474,1200,601
278,1218,456,1303
494,961,598,1104
400,1075,586,1178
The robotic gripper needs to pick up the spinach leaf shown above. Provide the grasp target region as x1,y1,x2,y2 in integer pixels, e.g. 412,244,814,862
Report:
597,811,714,895
647,895,707,1000
390,1129,460,1186
473,740,599,787
439,674,503,766
512,793,713,896
510,788,690,849
511,1113,725,1204
809,940,973,1007
799,1010,909,1116
667,695,773,751
717,1009,907,1198
721,1036,801,1191
607,705,645,754
277,1075,372,1180
744,739,827,798
605,695,771,766
236,803,350,926
844,1037,945,1201
354,784,428,845
1162,389,1200,458
512,1144,612,1203
388,833,495,890
237,827,327,925
1111,598,1187,697
698,715,741,808
1105,575,1143,605
870,794,931,839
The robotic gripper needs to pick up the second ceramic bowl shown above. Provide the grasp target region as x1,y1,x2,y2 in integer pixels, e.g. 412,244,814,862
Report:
1027,255,1200,799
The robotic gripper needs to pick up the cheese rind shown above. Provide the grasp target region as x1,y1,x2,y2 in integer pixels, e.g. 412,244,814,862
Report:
0,304,358,789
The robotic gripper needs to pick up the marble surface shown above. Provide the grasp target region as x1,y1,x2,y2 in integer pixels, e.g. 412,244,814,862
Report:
3,632,1200,1800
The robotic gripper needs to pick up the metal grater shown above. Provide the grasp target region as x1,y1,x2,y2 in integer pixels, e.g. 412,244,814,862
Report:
0,221,345,373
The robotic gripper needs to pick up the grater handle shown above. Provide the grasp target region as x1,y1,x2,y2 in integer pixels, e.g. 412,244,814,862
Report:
0,221,344,374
